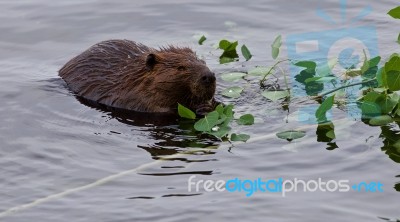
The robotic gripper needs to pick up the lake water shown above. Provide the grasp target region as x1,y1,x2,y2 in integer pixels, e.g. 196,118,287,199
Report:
1,0,399,221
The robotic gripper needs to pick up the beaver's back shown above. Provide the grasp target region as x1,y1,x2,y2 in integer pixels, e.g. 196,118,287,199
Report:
59,39,217,114
59,39,152,105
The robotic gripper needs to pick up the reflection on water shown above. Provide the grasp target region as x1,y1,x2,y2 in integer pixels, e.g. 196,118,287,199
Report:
380,123,400,163
315,122,339,150
75,92,221,159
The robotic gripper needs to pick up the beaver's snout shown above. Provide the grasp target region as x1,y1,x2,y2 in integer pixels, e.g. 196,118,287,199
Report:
200,72,216,85
193,70,216,102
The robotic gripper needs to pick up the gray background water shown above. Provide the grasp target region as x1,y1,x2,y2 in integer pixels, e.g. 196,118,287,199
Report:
0,0,399,221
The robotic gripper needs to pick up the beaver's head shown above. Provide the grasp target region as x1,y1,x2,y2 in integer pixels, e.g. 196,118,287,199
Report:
144,47,216,110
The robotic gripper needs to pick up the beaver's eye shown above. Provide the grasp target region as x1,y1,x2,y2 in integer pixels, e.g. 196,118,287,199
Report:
177,66,186,71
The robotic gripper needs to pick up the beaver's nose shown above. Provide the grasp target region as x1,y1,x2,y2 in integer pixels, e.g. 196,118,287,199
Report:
201,72,216,85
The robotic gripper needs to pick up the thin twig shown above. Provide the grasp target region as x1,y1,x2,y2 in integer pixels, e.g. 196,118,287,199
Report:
260,59,290,87
316,78,377,98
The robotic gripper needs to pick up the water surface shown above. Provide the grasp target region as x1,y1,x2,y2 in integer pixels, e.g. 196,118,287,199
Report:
0,0,399,221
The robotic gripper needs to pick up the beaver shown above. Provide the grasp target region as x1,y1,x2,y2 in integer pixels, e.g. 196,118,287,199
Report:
59,39,217,115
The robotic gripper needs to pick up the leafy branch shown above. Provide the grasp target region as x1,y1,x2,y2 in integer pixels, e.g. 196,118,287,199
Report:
178,103,253,142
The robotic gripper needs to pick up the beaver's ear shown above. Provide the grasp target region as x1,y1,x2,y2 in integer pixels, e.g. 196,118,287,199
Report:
146,53,157,70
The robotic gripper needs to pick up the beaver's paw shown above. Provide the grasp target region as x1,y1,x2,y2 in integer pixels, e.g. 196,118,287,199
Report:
195,103,214,116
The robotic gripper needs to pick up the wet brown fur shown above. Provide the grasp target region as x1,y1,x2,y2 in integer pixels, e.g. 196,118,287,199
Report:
59,39,216,113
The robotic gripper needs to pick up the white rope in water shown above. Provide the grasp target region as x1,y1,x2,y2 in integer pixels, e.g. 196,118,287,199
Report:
1,119,360,218
0,145,233,218
0,154,179,218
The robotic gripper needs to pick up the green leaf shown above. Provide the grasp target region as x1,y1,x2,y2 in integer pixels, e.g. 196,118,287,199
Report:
194,111,219,132
363,91,382,102
377,67,388,88
209,126,231,138
316,76,336,83
361,101,381,118
198,35,206,45
295,68,316,84
220,72,247,81
219,40,239,64
221,86,243,98
223,104,234,117
219,40,231,50
388,6,400,19
230,133,250,142
315,76,337,82
326,130,336,139
317,58,337,76
385,54,400,71
215,114,227,125
386,70,400,91
226,41,238,51
261,90,289,102
394,140,400,151
392,92,400,102
178,103,196,119
390,53,400,59
221,116,233,127
361,49,369,74
276,130,306,141
219,57,236,64
315,95,335,123
237,114,254,125
271,35,282,59
248,66,271,76
369,56,381,68
305,77,322,83
316,122,336,140
369,115,394,126
294,61,317,71
215,104,224,115
379,95,398,114
219,40,238,51
241,45,252,61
